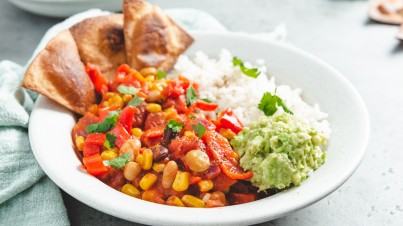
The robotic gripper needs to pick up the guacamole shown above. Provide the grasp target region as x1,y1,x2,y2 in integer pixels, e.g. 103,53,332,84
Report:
231,112,326,190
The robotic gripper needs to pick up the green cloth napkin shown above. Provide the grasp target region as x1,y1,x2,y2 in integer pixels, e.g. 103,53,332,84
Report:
0,8,286,226
0,60,69,225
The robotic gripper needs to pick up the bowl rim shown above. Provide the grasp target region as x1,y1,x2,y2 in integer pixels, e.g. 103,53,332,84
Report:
29,31,370,225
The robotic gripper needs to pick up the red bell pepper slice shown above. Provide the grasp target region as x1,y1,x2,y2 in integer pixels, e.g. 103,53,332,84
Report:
83,154,109,176
98,104,121,123
86,63,109,95
218,108,243,134
189,175,202,185
85,133,106,146
204,130,253,180
115,64,131,83
117,106,137,133
109,123,131,148
195,100,218,111
83,142,100,157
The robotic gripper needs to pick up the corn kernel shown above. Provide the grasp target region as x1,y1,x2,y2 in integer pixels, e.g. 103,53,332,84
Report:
198,180,214,192
145,75,155,81
131,128,143,137
141,149,153,170
151,83,163,92
181,195,205,208
140,173,158,190
109,147,119,153
152,163,165,173
146,103,162,113
166,196,185,207
219,128,236,140
101,150,118,160
122,94,132,103
142,189,159,203
105,92,115,99
121,184,140,198
109,95,124,108
75,136,85,151
135,154,143,165
172,171,189,192
184,131,196,139
102,101,110,107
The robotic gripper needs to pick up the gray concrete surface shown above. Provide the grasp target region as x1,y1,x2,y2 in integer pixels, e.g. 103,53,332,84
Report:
1,0,402,225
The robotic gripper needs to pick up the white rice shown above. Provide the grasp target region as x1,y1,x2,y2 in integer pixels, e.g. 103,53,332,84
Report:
173,49,331,138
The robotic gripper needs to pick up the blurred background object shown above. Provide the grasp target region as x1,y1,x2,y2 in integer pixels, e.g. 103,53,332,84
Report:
8,0,122,18
369,0,403,24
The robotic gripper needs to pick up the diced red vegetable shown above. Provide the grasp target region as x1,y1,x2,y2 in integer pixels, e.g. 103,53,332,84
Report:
205,199,225,208
109,123,131,148
141,125,165,147
72,113,98,138
195,100,218,111
83,143,100,157
204,130,253,180
83,154,108,176
86,63,109,95
85,133,106,146
115,64,131,83
228,193,256,205
189,175,202,185
98,104,120,123
117,106,137,133
213,173,237,191
217,108,243,134
144,112,167,131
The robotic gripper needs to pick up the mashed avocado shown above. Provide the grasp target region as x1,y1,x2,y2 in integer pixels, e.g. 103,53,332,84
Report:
231,112,326,190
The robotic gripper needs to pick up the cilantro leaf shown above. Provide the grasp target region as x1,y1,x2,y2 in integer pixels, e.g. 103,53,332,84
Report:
165,120,184,133
186,84,197,106
86,112,119,134
192,122,206,139
117,85,140,95
157,69,167,80
200,98,212,103
108,153,130,169
104,132,117,149
127,95,144,107
188,114,196,119
258,92,293,116
232,57,260,78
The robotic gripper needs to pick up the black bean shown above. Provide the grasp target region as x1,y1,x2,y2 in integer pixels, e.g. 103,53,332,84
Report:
151,145,169,162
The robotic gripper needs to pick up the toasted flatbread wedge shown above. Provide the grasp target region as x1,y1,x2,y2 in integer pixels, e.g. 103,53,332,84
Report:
123,0,194,71
22,30,97,115
70,14,126,81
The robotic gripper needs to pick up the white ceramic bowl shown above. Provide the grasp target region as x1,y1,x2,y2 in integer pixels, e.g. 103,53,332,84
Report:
9,0,122,17
29,32,370,225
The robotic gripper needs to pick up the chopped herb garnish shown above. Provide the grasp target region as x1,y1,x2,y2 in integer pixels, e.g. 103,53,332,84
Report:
104,132,117,149
200,98,212,103
86,111,119,133
127,95,144,107
192,122,206,139
186,84,197,106
108,153,130,169
165,120,184,133
117,85,140,95
232,56,260,78
258,92,293,116
157,69,167,80
188,114,196,119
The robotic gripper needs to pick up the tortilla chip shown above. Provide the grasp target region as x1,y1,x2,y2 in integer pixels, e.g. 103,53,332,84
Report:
70,14,126,81
22,30,97,115
123,0,194,71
